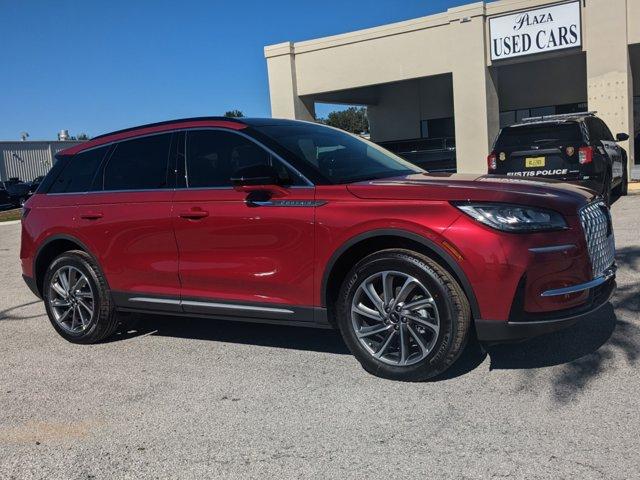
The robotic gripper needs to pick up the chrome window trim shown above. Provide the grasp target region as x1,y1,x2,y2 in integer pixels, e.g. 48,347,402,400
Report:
71,129,190,154
47,126,315,196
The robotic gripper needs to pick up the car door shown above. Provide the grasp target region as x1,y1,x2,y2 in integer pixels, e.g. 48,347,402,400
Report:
598,120,624,181
74,133,182,312
590,118,623,182
172,128,317,323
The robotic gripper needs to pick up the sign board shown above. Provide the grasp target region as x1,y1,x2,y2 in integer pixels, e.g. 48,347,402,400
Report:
489,1,581,61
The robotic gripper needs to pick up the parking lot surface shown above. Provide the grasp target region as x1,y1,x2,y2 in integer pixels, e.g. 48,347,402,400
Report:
1,196,639,480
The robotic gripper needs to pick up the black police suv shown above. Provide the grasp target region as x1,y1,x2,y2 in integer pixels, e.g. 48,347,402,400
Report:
488,112,629,204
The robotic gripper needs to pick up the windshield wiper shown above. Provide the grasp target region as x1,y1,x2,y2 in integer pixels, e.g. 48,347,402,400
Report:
532,138,560,144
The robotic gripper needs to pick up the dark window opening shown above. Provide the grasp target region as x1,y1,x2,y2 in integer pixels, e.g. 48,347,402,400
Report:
256,124,421,184
420,117,455,140
48,146,109,193
103,134,172,191
494,123,584,149
184,130,305,188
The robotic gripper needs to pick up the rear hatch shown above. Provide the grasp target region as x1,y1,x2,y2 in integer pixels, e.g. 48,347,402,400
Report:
491,122,584,180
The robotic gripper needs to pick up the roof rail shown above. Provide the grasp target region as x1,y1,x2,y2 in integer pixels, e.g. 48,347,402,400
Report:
519,111,597,123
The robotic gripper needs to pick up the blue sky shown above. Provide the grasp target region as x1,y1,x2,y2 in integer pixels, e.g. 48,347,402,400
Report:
0,0,475,140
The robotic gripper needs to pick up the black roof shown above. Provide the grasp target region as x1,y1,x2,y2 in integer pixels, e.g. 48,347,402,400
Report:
90,117,310,141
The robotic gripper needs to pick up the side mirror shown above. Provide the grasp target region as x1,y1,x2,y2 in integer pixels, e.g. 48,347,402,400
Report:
616,133,629,142
230,164,280,188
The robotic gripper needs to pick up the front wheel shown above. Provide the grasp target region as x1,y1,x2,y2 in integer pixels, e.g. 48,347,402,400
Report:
336,249,471,381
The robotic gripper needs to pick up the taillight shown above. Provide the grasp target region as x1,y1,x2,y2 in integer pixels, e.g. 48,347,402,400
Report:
578,146,593,165
487,152,497,171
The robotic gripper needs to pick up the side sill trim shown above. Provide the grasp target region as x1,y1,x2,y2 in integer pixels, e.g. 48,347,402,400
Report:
130,297,180,305
127,296,294,315
181,300,294,315
540,267,616,297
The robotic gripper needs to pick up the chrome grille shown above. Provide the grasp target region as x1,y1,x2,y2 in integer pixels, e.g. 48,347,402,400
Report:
579,201,615,278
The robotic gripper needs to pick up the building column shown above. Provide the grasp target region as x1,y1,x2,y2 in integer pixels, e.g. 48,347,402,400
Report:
264,42,315,121
585,0,635,176
448,4,500,174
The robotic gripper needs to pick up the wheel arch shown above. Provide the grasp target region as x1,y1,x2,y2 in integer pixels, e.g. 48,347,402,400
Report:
321,229,480,324
33,234,103,297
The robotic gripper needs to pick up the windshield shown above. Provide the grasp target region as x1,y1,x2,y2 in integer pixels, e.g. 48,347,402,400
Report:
255,123,423,184
495,123,584,149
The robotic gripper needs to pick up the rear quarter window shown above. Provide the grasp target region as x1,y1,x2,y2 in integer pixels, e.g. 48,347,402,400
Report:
47,146,109,193
495,123,584,149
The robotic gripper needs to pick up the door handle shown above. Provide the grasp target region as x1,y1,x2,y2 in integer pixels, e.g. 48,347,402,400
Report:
80,212,103,220
179,210,209,220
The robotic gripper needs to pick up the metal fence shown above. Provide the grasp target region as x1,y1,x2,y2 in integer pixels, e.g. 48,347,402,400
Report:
0,141,83,182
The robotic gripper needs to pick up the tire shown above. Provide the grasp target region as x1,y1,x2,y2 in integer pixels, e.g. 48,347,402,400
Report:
42,250,118,344
601,170,612,206
336,249,471,381
614,163,628,197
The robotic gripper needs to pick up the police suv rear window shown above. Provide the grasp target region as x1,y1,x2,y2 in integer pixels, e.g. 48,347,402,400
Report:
495,123,583,149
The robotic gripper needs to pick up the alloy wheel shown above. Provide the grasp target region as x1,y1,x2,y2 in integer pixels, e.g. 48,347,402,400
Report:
350,270,440,366
47,266,95,333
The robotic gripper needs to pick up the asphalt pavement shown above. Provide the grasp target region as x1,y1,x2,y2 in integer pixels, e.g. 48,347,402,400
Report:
1,195,639,479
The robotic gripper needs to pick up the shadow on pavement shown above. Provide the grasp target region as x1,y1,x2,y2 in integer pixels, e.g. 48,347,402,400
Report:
0,300,43,321
109,314,351,355
105,246,639,385
487,304,618,370
488,245,640,403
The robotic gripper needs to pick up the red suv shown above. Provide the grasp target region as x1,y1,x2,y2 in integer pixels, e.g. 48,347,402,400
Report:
20,118,616,381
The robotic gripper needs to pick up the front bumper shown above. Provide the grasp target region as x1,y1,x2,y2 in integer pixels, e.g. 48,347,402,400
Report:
475,275,615,343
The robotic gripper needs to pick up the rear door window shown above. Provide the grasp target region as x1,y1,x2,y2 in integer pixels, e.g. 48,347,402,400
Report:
103,133,172,191
48,146,109,193
495,124,584,149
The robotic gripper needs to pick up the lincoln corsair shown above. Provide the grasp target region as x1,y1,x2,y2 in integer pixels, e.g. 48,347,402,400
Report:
21,117,616,381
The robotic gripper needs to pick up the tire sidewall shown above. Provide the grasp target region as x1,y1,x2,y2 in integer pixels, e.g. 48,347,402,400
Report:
43,253,104,343
337,251,460,380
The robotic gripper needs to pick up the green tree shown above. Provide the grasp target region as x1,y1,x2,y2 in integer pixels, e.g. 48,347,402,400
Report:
224,110,244,118
319,106,369,134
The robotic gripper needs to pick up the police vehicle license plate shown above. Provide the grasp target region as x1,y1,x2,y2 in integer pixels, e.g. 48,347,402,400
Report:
525,157,545,168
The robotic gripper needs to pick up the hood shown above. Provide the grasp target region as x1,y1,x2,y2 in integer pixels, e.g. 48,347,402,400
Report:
346,173,597,216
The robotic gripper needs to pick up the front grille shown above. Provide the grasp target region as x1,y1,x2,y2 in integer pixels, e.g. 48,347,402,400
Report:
579,201,615,278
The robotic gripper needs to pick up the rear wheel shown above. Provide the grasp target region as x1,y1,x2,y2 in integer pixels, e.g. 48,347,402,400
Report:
614,163,628,197
336,249,471,381
601,170,612,206
43,250,118,344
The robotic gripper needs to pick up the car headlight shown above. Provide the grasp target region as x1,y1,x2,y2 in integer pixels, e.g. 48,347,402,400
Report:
453,202,567,232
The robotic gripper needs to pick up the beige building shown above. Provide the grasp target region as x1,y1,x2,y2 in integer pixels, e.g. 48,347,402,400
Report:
264,0,640,178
